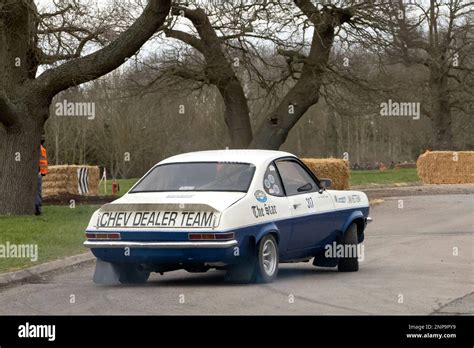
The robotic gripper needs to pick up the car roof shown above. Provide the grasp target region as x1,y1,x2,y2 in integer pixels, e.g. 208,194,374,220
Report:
158,150,296,166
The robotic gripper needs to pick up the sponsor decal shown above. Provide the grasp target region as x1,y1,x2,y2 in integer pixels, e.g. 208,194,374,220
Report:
264,179,271,189
268,174,275,184
255,190,268,203
348,194,361,204
251,204,277,218
165,194,194,198
334,194,361,204
97,211,216,228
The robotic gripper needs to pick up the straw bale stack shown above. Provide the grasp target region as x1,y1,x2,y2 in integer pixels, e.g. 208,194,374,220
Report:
302,158,350,190
416,151,474,184
43,165,100,197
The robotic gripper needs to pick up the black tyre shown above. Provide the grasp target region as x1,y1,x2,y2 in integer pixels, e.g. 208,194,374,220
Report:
312,251,339,268
117,264,150,284
254,234,279,283
338,223,359,272
224,260,256,283
225,241,257,283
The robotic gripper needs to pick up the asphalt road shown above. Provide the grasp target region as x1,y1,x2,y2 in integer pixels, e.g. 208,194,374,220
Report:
0,194,472,315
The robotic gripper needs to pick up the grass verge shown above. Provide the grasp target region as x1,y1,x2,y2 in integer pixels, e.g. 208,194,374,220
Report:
0,205,98,273
350,168,420,186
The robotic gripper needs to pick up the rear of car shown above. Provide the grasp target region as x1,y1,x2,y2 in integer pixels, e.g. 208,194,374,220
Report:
85,160,258,284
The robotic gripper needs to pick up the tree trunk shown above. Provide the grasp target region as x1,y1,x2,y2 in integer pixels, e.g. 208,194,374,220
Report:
249,69,325,149
0,116,43,215
167,7,253,148
250,5,351,149
0,1,44,215
430,75,454,150
217,77,253,148
431,105,454,150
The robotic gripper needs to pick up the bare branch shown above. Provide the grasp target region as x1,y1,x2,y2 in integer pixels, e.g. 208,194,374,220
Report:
39,5,73,19
170,67,207,82
33,0,171,100
164,29,205,53
37,29,104,64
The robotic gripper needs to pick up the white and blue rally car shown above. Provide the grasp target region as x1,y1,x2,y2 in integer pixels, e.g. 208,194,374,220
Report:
85,150,372,284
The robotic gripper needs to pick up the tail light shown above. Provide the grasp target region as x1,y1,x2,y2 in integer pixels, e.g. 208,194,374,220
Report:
188,232,234,241
86,233,121,240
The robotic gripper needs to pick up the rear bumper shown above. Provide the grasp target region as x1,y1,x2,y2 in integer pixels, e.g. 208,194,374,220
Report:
84,240,238,249
85,239,240,265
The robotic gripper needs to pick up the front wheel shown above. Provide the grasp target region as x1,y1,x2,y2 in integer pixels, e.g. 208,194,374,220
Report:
338,223,359,272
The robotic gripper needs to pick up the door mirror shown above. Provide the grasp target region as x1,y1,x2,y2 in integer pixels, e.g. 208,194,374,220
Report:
297,183,313,192
319,178,332,189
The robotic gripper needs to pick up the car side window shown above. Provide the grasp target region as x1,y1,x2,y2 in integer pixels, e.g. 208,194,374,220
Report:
276,160,317,196
263,163,284,197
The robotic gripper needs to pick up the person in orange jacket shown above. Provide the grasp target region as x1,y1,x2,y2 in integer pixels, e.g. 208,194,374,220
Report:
36,135,49,215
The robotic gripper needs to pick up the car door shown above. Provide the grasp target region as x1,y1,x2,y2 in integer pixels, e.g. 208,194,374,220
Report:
275,159,335,251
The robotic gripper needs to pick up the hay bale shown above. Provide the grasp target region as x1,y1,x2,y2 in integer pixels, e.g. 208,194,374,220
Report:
416,151,474,184
43,165,100,197
302,158,350,190
43,173,70,182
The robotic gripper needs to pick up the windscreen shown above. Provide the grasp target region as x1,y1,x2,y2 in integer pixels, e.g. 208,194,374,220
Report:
131,162,256,193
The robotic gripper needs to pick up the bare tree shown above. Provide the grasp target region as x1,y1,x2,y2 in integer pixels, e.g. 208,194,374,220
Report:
0,0,171,215
250,0,354,149
152,1,389,150
385,0,473,149
163,5,254,148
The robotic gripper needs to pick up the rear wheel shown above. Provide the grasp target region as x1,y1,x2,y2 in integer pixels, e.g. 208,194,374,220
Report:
225,234,279,284
224,261,256,283
117,264,150,284
338,223,359,272
254,234,279,283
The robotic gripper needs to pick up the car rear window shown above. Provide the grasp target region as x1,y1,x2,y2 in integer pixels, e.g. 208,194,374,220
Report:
130,162,256,193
